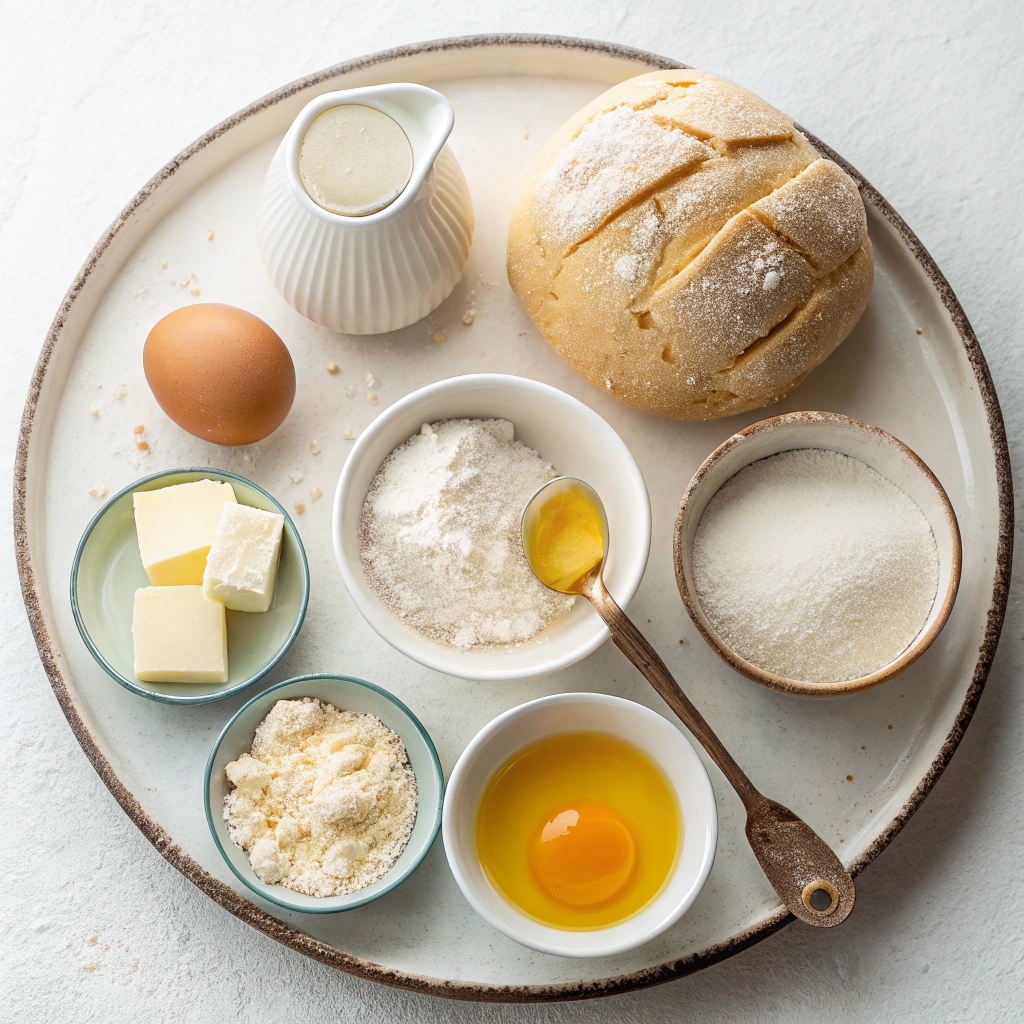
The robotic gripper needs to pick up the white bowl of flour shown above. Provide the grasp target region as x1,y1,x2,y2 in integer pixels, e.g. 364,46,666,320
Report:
333,374,651,681
673,411,962,698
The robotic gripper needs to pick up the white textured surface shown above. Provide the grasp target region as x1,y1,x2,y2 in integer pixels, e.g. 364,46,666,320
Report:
3,3,1022,1023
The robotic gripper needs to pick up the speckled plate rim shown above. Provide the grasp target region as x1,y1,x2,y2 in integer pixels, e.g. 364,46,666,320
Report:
69,467,310,705
12,33,1013,1003
203,673,445,913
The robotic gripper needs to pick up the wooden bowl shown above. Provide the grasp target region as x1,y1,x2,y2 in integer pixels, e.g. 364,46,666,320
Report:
673,411,962,698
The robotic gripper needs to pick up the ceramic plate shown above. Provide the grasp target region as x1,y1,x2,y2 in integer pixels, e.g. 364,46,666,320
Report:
14,35,1012,1001
71,468,309,704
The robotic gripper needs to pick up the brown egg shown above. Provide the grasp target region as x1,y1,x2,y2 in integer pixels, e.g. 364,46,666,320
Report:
144,304,296,446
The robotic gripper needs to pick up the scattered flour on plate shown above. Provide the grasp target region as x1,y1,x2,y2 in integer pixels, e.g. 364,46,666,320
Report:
691,449,939,684
223,698,417,898
359,418,574,649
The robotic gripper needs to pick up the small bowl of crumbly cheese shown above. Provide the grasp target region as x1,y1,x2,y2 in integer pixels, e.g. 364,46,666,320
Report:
333,373,651,681
204,674,443,912
674,411,962,698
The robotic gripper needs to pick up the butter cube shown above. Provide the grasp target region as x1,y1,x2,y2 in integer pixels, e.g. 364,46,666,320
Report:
134,479,237,585
132,586,228,683
203,503,284,612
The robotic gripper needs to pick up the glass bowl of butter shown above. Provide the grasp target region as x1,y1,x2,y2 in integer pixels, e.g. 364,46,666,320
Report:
71,468,309,704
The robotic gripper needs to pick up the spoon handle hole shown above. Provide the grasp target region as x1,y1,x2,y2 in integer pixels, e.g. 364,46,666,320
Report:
802,880,840,916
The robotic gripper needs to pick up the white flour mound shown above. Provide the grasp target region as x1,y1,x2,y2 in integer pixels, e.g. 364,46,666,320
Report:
359,418,574,649
692,449,939,684
223,698,417,898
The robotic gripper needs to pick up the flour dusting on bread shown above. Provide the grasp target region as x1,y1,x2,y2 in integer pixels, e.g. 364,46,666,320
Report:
507,69,873,420
535,103,714,251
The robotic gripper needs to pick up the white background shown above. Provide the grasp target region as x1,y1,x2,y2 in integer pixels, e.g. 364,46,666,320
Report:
3,1,1022,1020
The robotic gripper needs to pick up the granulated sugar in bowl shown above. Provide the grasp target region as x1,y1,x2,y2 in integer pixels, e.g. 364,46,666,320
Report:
691,448,939,685
675,412,962,698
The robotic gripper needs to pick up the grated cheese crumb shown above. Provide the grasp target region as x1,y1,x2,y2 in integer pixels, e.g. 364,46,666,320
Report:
223,699,417,897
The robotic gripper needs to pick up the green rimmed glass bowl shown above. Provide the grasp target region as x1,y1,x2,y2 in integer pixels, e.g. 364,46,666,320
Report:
204,674,444,913
71,468,309,705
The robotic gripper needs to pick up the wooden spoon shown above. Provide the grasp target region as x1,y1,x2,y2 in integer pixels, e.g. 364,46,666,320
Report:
522,477,855,927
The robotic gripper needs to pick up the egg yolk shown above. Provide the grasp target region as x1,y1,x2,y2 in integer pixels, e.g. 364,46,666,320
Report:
477,732,681,930
528,801,636,906
526,488,604,592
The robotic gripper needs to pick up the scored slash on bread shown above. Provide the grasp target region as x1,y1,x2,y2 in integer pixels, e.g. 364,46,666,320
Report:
507,70,874,420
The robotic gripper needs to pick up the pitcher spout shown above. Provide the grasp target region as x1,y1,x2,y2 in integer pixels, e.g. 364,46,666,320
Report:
283,83,455,225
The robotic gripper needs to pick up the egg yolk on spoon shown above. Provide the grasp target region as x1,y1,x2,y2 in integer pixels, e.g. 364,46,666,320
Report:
526,488,605,592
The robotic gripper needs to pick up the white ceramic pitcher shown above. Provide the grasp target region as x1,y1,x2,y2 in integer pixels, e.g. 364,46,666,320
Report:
258,84,473,335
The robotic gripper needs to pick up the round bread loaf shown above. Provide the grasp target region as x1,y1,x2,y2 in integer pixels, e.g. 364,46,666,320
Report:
507,70,874,420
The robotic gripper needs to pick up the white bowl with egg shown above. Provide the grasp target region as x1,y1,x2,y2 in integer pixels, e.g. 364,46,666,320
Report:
204,673,444,913
441,692,718,958
674,410,962,698
333,373,651,681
